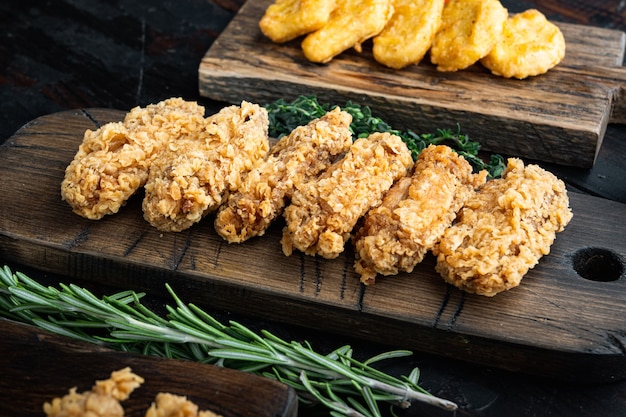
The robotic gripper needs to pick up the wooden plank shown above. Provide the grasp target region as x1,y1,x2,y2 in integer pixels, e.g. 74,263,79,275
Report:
0,109,625,382
0,319,298,417
198,0,626,168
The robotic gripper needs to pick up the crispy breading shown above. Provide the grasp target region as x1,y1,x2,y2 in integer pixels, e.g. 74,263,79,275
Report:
43,367,144,417
430,0,508,72
373,0,445,69
434,158,573,297
354,145,487,285
301,0,394,63
281,132,413,259
259,0,336,43
215,107,353,243
480,9,566,79
61,98,206,220
145,393,221,417
142,102,269,232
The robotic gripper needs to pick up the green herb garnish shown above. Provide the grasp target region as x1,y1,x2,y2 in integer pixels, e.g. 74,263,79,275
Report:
0,265,457,416
266,95,505,178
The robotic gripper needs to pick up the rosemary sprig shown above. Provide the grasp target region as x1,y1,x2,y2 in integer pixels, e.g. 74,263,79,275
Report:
0,265,457,416
266,95,506,178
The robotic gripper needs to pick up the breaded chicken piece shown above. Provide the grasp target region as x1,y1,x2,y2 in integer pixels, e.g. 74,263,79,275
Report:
282,132,413,259
145,393,221,417
259,0,336,43
373,0,445,69
430,0,508,72
43,367,144,417
434,158,573,297
481,9,566,79
354,145,487,285
215,107,353,243
61,98,206,220
142,102,269,232
301,0,394,63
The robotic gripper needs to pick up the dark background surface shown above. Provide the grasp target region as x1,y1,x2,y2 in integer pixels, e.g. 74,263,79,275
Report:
1,1,626,416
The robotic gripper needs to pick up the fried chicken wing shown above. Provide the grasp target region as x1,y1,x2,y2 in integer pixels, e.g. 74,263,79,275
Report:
372,0,445,69
301,0,393,63
61,98,206,220
259,0,336,43
434,158,573,297
43,367,144,417
430,0,508,72
480,9,566,79
354,145,487,285
215,107,353,243
142,102,269,232
281,132,413,259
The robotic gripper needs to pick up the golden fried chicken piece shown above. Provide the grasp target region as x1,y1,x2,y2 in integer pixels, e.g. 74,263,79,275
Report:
61,98,206,220
142,102,269,232
259,0,336,43
43,367,144,417
301,0,394,63
430,0,508,72
480,9,566,79
373,0,445,69
353,145,487,285
145,393,221,417
215,107,353,243
434,158,573,297
282,132,413,259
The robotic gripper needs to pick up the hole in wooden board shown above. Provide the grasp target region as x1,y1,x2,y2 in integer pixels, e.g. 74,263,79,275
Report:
572,247,624,282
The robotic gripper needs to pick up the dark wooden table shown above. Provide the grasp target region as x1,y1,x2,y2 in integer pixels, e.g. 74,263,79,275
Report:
1,1,625,416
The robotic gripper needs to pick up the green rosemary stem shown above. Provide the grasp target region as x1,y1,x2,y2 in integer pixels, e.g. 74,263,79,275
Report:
0,265,458,416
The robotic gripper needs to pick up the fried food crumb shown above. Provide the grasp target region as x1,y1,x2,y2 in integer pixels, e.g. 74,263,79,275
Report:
281,132,413,259
354,145,487,284
301,0,394,63
373,0,445,69
43,367,144,417
430,0,508,72
43,368,221,417
480,9,566,79
215,107,353,243
434,158,573,296
259,0,336,43
61,98,206,220
142,102,269,232
145,393,221,417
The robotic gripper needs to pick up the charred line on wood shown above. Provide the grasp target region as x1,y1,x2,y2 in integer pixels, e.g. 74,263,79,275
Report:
80,109,102,129
123,230,147,257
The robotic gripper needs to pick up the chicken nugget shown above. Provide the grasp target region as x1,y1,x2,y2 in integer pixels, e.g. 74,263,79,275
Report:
480,9,566,79
301,0,394,63
373,0,445,69
434,158,573,297
61,98,206,220
281,132,413,259
430,0,508,72
259,0,336,43
354,145,487,285
142,102,269,232
215,107,353,243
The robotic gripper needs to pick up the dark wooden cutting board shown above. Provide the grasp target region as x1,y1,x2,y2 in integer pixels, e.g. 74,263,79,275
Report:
0,109,625,383
0,319,298,417
199,0,626,168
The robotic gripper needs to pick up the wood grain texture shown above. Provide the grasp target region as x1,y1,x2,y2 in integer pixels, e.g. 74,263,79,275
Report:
0,318,298,417
0,110,625,383
198,0,626,168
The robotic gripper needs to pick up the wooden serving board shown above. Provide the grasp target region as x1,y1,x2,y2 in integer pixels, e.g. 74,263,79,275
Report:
199,0,626,168
0,319,298,417
1,109,626,383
